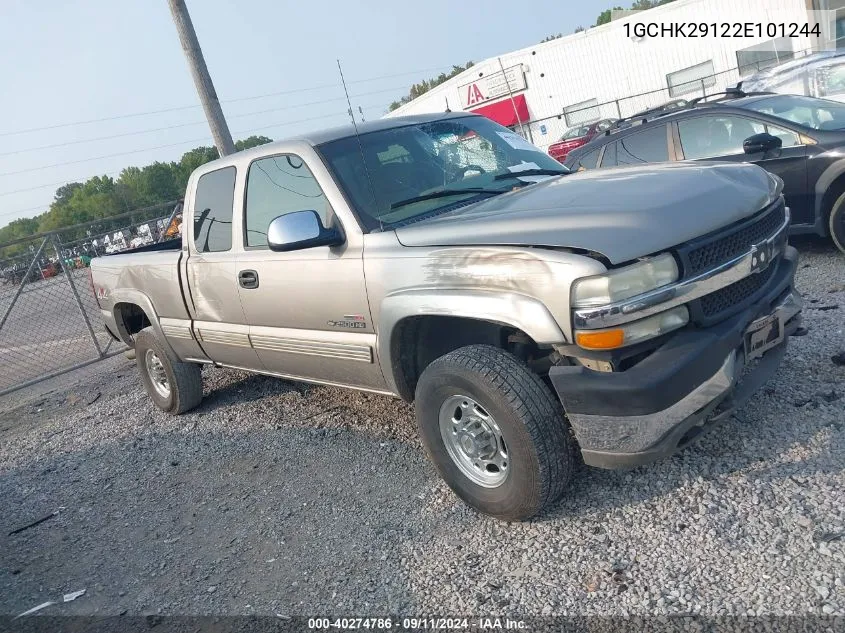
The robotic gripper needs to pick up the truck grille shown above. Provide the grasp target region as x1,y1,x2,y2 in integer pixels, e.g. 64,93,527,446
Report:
683,200,786,276
678,198,787,325
699,264,776,317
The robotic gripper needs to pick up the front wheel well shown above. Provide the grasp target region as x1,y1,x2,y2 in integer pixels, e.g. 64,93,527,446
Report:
390,315,553,401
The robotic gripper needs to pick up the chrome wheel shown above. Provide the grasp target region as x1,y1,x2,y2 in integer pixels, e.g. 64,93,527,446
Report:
145,348,171,399
439,395,508,488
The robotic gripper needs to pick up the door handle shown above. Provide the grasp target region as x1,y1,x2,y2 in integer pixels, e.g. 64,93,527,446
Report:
238,269,259,289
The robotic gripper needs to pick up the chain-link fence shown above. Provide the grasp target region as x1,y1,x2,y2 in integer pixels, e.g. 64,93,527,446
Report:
0,202,177,395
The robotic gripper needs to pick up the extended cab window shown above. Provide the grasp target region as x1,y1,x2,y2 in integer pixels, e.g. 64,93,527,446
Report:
616,125,669,165
244,155,333,248
193,166,236,253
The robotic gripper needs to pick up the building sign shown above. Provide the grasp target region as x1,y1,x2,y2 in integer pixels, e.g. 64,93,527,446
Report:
458,64,527,109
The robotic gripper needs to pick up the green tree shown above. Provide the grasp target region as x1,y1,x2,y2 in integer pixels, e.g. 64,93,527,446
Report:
235,135,273,151
0,135,276,252
596,7,623,25
388,62,474,111
594,0,675,26
541,33,563,42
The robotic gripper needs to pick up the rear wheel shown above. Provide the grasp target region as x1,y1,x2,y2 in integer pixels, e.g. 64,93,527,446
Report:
829,191,845,254
415,344,573,521
135,327,202,414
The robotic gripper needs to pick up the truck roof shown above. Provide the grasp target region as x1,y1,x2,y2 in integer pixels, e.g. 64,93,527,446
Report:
197,111,480,173
294,111,478,145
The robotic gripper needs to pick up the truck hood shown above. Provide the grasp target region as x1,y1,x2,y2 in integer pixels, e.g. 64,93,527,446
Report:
394,162,780,265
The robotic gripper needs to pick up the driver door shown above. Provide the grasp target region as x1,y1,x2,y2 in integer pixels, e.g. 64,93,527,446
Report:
674,114,809,222
235,152,386,391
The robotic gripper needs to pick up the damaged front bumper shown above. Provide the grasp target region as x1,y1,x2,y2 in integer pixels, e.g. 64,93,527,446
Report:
550,247,802,469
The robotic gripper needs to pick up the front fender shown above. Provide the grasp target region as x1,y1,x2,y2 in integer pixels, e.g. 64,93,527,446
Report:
377,288,566,396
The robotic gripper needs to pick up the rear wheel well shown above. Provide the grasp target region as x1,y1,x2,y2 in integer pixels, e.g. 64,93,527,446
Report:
114,303,152,346
821,173,845,236
390,315,554,401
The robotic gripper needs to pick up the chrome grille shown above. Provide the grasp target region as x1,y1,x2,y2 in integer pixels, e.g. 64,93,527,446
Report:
683,201,786,276
699,264,777,317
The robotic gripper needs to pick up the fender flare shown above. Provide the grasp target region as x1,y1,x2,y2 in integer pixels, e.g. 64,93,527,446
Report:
377,288,566,397
109,288,178,361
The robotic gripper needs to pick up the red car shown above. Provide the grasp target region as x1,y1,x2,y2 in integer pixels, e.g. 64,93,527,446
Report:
547,119,615,162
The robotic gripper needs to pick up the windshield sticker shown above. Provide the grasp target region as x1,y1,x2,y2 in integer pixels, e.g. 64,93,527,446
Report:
496,131,538,152
507,161,556,183
507,162,541,173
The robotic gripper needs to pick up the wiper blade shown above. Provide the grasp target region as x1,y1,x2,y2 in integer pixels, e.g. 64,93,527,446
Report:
389,187,506,210
493,168,568,180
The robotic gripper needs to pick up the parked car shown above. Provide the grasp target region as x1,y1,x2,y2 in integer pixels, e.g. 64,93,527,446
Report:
547,119,615,162
564,90,845,252
91,112,802,521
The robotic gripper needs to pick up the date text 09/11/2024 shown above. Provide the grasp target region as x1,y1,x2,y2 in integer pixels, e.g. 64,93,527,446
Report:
307,617,527,630
623,21,821,39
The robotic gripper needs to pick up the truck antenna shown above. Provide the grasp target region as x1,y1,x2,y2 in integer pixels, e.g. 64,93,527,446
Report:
337,59,382,231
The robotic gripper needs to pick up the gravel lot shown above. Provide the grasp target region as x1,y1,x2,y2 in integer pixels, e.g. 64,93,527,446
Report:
1,239,843,624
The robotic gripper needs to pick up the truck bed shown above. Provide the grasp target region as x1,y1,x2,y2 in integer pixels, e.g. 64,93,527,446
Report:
104,238,181,256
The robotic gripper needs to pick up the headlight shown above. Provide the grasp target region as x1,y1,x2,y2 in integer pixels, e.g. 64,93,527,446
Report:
572,253,679,308
575,306,689,350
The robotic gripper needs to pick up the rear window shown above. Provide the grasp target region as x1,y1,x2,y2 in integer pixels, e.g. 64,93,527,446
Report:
193,166,236,253
572,147,601,170
616,125,670,165
600,142,617,167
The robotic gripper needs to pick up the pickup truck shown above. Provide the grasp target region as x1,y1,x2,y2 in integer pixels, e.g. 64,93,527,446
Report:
91,112,803,521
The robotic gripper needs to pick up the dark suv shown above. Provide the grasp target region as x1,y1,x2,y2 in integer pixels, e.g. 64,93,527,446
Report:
563,91,845,252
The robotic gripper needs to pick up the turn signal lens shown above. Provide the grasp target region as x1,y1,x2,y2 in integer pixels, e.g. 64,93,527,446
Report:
575,329,625,350
575,306,690,350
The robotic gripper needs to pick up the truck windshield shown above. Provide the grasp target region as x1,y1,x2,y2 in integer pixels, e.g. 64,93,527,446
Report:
317,116,567,231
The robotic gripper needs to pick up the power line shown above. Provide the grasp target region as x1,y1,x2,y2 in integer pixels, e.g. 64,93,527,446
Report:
0,91,399,178
0,99,395,205
0,88,398,158
0,99,387,212
0,65,452,139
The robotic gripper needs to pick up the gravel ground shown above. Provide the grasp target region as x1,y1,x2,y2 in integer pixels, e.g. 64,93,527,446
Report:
0,240,843,623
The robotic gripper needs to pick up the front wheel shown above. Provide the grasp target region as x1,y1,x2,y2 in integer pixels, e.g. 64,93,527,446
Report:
414,345,573,521
135,327,203,414
830,191,845,254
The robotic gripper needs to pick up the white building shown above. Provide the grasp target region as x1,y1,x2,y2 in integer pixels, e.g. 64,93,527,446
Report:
387,0,845,150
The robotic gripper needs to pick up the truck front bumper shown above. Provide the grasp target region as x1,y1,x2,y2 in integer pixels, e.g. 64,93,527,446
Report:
549,246,802,469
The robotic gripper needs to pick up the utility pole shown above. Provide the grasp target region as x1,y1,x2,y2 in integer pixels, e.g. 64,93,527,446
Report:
167,0,235,156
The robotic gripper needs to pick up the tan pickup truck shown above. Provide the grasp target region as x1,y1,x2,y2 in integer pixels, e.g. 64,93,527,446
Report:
91,112,802,520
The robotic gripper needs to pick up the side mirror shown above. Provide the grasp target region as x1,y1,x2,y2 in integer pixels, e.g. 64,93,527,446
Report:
743,132,782,155
267,210,343,252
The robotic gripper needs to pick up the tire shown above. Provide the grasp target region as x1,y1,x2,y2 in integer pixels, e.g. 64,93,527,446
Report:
134,327,203,414
829,190,845,254
414,344,573,521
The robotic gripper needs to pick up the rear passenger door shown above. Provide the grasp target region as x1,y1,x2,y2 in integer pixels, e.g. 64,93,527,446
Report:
185,166,263,369
674,114,810,223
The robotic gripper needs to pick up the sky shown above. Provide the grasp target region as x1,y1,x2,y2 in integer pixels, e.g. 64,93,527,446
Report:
0,0,618,229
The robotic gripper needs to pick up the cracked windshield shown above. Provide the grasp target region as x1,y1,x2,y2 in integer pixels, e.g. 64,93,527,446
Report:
318,116,566,229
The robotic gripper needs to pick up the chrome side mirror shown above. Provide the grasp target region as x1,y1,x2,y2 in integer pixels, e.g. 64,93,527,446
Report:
267,210,344,252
